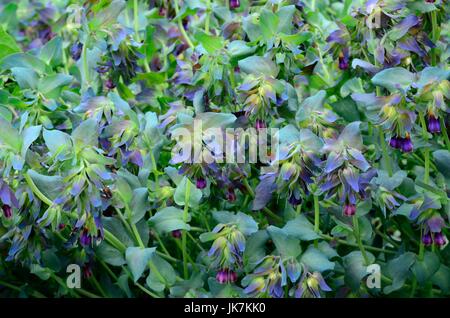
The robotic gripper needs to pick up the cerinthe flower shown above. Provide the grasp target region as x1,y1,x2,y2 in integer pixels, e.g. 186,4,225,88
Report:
230,0,240,9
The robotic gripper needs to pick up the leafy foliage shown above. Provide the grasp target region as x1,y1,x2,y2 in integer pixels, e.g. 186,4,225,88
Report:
0,0,449,298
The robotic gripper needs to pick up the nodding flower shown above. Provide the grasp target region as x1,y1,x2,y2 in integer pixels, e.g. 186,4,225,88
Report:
2,204,12,219
105,78,116,90
255,119,266,130
389,134,413,152
427,114,441,134
343,203,356,217
401,134,413,153
433,232,447,247
70,42,83,61
422,232,433,246
294,271,331,298
338,48,350,70
389,135,401,149
79,228,92,247
0,181,19,219
196,177,207,189
171,229,182,238
206,224,246,277
230,0,240,9
216,268,238,284
226,188,237,202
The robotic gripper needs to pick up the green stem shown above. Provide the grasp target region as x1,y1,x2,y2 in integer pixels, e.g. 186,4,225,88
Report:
320,234,395,254
187,231,204,251
262,207,283,223
424,149,430,184
133,0,140,42
82,35,90,88
418,228,425,262
99,260,118,281
89,275,107,298
439,117,450,152
174,0,195,49
147,259,167,287
379,129,393,177
76,288,101,298
150,150,160,193
431,10,438,66
24,172,53,206
313,195,320,248
131,222,145,248
182,179,191,279
122,267,160,298
353,216,369,265
104,229,127,253
153,231,174,260
374,228,399,248
296,203,302,215
174,237,198,271
204,0,211,33
115,208,133,236
419,111,430,184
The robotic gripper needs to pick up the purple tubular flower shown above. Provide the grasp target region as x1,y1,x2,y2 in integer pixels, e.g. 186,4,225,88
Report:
338,48,350,70
226,189,236,202
171,229,182,238
196,177,207,189
216,269,229,284
105,78,116,90
427,115,441,134
70,42,83,61
422,232,433,246
228,270,238,283
434,232,446,247
400,135,413,153
2,204,12,219
343,203,356,217
255,119,266,130
389,136,401,149
230,0,240,9
80,229,92,247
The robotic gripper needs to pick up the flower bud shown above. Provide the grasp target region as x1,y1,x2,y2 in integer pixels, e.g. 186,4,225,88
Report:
2,204,12,219
389,136,401,149
196,177,207,189
422,232,432,246
338,52,349,70
343,203,356,216
434,232,446,246
171,229,182,238
255,119,266,130
230,0,240,9
105,78,116,90
159,186,174,200
70,42,82,61
80,228,92,247
228,270,238,283
216,269,229,284
226,189,236,202
427,115,441,134
400,135,413,153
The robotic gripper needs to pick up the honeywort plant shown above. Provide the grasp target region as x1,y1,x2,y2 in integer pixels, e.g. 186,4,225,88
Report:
0,0,449,298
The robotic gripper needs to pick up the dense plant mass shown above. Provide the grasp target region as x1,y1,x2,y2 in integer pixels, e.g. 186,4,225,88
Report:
0,0,450,298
